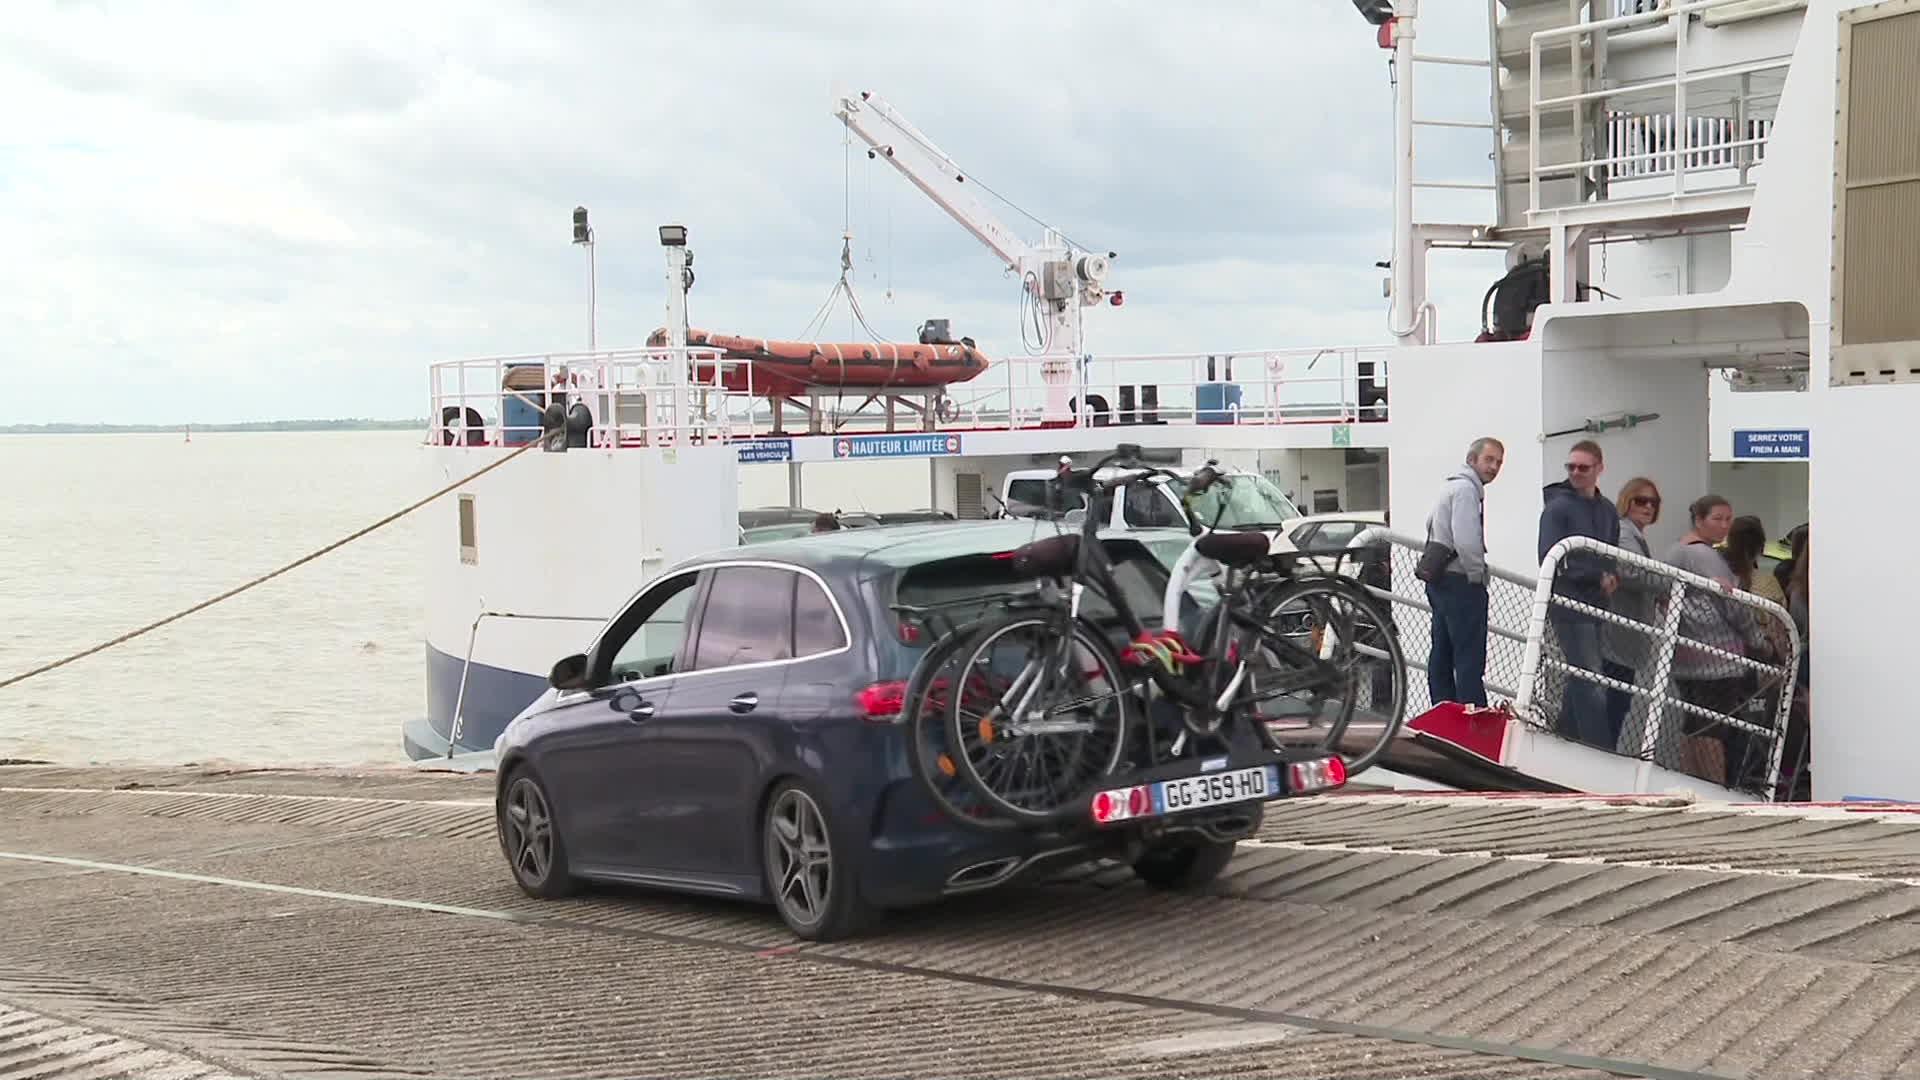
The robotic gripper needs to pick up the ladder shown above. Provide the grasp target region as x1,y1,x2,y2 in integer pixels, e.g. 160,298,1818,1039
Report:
1490,0,1606,232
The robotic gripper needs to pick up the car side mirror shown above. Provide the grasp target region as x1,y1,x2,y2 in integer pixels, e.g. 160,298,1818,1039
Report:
549,653,590,690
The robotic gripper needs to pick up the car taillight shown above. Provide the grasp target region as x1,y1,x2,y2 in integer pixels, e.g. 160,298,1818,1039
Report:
1091,784,1152,825
1288,755,1348,794
898,621,924,644
857,681,908,722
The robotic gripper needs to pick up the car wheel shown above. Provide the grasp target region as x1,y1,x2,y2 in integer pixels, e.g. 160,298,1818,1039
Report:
762,779,875,941
1132,839,1238,891
498,768,577,899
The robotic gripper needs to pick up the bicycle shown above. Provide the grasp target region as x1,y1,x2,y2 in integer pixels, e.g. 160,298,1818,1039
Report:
909,445,1409,828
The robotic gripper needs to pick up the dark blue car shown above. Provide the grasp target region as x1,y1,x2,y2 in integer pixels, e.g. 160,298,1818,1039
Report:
492,521,1279,940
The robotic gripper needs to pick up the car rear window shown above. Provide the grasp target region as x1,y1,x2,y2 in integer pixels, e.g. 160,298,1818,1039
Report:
877,538,1176,681
1005,478,1050,508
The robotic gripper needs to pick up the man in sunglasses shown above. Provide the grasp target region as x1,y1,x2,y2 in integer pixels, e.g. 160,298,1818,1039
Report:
1538,439,1620,749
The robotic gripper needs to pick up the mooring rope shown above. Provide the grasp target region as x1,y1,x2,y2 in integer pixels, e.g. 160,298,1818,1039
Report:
0,440,539,691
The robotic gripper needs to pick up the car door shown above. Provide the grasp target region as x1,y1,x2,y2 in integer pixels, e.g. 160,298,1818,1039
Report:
525,570,699,872
627,563,808,884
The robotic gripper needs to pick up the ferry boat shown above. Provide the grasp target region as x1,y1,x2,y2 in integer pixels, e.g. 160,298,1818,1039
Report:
412,0,1905,803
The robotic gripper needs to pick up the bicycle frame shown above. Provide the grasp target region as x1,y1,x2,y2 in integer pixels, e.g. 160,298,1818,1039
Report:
1047,455,1338,726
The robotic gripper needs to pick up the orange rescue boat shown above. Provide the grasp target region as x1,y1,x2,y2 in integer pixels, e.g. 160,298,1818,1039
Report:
648,328,991,398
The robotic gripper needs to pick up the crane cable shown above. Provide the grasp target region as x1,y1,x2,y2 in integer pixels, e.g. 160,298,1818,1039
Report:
0,439,539,692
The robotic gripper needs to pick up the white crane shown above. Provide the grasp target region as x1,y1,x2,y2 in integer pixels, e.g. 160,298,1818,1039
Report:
832,88,1118,360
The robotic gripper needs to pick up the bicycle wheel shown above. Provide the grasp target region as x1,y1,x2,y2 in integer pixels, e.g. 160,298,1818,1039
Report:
903,622,1018,832
945,613,1132,825
1234,575,1408,776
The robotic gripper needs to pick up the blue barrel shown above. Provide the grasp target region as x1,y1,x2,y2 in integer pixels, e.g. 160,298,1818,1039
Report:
501,363,545,445
1196,382,1242,424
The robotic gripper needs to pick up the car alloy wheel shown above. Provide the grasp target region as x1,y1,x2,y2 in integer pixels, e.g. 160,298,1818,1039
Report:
767,786,833,927
500,772,574,898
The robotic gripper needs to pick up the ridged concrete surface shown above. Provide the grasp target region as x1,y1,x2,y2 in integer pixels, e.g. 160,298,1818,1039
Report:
10,767,1920,1078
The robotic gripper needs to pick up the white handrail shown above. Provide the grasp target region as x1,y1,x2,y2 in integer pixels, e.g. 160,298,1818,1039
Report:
1536,0,1758,43
1525,0,1792,214
447,610,608,757
427,343,1399,444
1518,534,1801,797
1341,528,1801,800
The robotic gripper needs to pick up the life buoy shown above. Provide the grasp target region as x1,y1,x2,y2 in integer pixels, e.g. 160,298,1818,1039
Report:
440,406,482,446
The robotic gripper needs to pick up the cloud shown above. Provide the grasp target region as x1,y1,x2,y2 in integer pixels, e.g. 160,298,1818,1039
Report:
0,0,1507,423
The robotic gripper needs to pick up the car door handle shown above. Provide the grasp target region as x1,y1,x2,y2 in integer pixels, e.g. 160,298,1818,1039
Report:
729,692,759,714
609,690,655,723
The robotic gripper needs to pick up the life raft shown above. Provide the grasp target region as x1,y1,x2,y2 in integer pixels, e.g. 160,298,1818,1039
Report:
646,328,991,398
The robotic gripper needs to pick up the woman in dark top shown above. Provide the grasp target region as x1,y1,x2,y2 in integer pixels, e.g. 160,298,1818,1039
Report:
1664,497,1763,787
1725,516,1767,592
1777,533,1812,799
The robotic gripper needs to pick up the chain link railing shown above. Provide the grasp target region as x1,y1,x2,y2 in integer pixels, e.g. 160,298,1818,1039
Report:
1348,530,1539,719
1347,529,1803,800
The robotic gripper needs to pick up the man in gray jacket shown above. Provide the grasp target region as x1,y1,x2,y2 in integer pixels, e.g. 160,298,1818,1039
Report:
1424,437,1504,706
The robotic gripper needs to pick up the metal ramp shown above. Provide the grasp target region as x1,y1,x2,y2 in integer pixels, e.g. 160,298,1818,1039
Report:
1347,528,1803,801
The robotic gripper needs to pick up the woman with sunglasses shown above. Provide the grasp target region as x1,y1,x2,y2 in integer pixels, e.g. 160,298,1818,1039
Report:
1602,478,1666,752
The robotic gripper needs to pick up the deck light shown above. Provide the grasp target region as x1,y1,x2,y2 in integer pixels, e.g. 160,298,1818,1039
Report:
1351,0,1394,25
659,224,688,247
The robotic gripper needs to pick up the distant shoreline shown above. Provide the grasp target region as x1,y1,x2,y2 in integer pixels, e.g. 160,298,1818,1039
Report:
1,420,426,434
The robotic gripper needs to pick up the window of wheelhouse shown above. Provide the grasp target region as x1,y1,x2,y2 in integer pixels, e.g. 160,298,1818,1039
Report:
458,495,477,565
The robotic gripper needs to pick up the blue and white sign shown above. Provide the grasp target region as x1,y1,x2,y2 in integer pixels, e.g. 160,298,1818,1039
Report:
832,433,963,459
735,438,793,464
1733,429,1809,459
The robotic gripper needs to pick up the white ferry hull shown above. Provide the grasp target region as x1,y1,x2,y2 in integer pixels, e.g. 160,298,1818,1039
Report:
411,441,738,759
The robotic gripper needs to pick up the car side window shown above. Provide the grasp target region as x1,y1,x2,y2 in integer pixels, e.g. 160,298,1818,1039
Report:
604,574,699,684
1308,522,1365,553
691,567,796,671
793,574,847,657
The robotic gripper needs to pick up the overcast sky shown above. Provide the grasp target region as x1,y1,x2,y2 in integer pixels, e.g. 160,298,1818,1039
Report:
0,1,1507,425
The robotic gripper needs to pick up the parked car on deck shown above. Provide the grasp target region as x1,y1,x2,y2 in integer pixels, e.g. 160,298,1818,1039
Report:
1287,511,1389,575
492,521,1332,940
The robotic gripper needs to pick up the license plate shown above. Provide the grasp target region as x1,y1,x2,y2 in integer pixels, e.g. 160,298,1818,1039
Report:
1154,765,1278,815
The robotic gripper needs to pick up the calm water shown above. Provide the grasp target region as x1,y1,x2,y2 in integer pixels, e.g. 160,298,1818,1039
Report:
0,431,429,766
0,432,940,767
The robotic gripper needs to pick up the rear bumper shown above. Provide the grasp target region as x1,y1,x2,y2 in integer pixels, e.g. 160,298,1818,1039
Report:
856,776,1093,908
854,776,1265,909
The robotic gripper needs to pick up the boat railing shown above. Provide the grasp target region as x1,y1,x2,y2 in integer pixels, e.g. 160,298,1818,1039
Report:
427,347,751,448
1064,347,1390,427
743,345,1393,434
428,342,1395,443
1529,0,1797,216
1349,527,1802,800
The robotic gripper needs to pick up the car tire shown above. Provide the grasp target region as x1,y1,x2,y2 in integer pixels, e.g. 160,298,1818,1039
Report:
762,779,876,942
498,767,577,899
1131,839,1238,891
